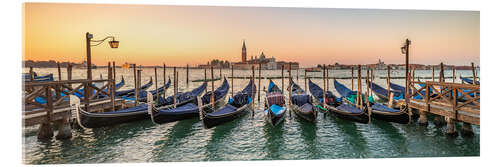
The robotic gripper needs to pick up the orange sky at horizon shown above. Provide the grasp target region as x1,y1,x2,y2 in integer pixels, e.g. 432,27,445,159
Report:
23,3,480,67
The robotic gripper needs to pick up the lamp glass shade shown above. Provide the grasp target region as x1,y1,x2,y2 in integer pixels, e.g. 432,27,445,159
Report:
109,40,119,48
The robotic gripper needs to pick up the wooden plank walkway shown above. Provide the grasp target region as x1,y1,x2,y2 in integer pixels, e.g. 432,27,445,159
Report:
23,98,131,127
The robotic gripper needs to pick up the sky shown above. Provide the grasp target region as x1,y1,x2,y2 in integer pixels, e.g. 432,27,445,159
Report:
23,3,479,67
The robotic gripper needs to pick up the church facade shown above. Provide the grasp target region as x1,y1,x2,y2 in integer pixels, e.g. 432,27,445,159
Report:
232,41,298,70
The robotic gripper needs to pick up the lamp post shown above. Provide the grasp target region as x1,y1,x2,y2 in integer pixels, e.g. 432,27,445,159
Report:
85,32,119,80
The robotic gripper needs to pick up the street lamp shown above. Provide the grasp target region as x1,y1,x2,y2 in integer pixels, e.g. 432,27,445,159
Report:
86,32,119,80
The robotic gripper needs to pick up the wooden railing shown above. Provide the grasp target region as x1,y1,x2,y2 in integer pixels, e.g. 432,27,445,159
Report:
407,81,480,124
23,79,115,120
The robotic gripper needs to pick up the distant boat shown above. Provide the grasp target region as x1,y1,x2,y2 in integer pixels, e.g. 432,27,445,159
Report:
121,62,130,69
305,67,321,72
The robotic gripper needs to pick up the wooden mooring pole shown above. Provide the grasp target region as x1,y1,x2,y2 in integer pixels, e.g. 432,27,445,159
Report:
211,65,215,111
351,66,354,90
231,65,234,97
133,64,138,106
460,62,476,137
155,67,159,102
163,63,166,98
204,68,207,93
258,63,262,102
173,67,177,108
136,69,142,107
326,66,329,92
57,62,62,81
323,64,327,108
304,69,307,94
251,65,255,117
288,63,292,116
281,65,285,94
186,64,189,88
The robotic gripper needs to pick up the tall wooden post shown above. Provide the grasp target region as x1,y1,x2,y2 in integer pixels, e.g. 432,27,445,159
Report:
432,66,435,82
163,63,166,98
323,64,327,108
136,69,141,107
440,63,444,83
67,63,72,80
288,63,292,111
471,62,477,85
133,64,138,106
281,65,285,94
252,65,255,117
404,39,411,108
219,67,222,79
452,66,456,83
107,63,115,111
357,65,362,110
258,63,262,102
304,70,307,94
231,65,234,97
186,64,189,88
204,68,207,93
326,66,329,92
351,66,354,90
57,62,62,81
387,65,391,97
211,65,215,111
155,67,159,101
113,61,116,85
86,32,92,81
29,66,34,82
173,67,177,107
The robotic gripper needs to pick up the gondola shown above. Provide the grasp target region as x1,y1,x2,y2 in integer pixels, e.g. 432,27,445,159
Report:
289,79,316,122
115,78,154,97
71,82,207,128
23,73,54,82
263,80,286,126
336,80,409,124
366,80,403,101
148,78,229,124
309,80,369,123
460,76,480,85
200,79,255,129
135,78,171,102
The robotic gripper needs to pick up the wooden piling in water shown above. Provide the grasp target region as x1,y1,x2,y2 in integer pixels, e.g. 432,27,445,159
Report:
326,66,329,92
219,67,222,79
133,64,138,106
452,66,456,83
29,66,34,82
434,63,445,127
281,65,285,94
137,69,142,107
155,67,159,102
204,68,207,93
432,66,435,82
251,65,255,117
323,64,326,108
231,65,234,97
211,65,215,111
357,65,362,110
57,62,62,81
351,66,354,90
304,70,307,94
110,62,115,112
163,63,166,98
288,63,292,115
173,67,177,108
258,63,261,102
186,64,189,88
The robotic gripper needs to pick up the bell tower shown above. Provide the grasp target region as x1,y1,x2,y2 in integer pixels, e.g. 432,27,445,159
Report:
242,40,247,62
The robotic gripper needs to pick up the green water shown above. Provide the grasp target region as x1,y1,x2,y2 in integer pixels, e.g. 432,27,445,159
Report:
22,68,480,164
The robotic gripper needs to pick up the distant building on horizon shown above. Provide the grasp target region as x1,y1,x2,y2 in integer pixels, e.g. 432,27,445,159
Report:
232,40,298,70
